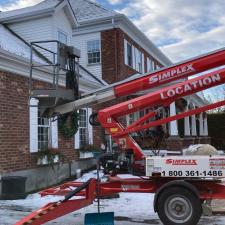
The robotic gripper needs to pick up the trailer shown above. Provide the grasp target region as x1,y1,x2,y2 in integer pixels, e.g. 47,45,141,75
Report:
15,43,225,225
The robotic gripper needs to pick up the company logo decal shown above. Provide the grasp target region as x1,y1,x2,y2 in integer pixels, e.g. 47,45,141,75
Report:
166,159,197,165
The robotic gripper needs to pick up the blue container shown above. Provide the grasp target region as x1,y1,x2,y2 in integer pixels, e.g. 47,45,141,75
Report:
84,212,114,225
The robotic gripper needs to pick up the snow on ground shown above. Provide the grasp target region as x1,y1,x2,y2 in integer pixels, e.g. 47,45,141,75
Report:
1,170,225,225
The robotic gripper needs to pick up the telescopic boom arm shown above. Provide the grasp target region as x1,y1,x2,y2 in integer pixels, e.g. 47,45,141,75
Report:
51,47,225,115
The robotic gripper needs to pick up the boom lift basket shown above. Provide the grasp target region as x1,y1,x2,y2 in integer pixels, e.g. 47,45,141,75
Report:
29,40,80,116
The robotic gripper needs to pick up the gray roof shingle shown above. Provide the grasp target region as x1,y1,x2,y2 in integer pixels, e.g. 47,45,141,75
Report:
69,0,118,23
0,0,62,21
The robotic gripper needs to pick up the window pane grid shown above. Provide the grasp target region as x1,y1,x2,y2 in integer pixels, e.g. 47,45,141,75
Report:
127,42,132,67
38,111,50,150
79,109,89,148
87,40,101,64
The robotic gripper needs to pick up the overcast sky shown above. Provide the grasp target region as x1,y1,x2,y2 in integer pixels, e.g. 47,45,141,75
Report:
1,0,225,63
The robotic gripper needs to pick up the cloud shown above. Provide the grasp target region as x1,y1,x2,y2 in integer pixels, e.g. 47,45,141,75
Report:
117,0,225,63
0,0,42,11
107,0,123,5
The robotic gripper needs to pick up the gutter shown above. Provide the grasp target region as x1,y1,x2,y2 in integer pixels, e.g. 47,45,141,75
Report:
0,8,54,24
0,48,102,91
73,14,172,67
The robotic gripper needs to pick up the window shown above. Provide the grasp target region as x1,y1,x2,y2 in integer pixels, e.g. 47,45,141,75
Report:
135,48,142,73
87,40,101,64
58,30,68,44
147,57,153,72
156,64,161,69
79,109,89,148
127,42,133,67
38,111,50,150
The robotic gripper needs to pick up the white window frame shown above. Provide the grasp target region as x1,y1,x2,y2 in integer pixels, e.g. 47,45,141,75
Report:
135,48,143,73
124,39,133,67
58,30,68,45
87,39,101,65
29,98,58,153
38,111,50,151
75,108,93,149
147,57,153,72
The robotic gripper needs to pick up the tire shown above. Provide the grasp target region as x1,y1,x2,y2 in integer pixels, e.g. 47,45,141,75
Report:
157,187,202,225
89,113,100,126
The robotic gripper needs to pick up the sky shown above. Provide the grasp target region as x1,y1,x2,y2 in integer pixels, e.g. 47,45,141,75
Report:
0,0,225,97
1,0,225,63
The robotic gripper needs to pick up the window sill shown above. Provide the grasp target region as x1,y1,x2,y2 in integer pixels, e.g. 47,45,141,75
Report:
37,155,59,165
87,63,101,66
79,152,94,159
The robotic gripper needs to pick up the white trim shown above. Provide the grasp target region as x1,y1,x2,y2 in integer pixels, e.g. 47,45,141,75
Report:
87,108,93,144
58,29,69,45
51,119,58,148
132,45,135,70
124,39,128,65
199,113,204,136
74,110,80,149
169,102,178,136
29,98,38,153
86,39,101,65
0,48,103,90
142,53,145,73
147,57,152,72
72,15,172,66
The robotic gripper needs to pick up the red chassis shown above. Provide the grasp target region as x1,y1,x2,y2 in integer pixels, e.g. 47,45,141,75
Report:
15,48,225,225
15,176,225,225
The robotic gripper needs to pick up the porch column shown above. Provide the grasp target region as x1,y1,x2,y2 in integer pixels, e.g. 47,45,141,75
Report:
199,112,204,136
184,116,191,136
169,102,178,136
191,114,197,136
203,114,208,136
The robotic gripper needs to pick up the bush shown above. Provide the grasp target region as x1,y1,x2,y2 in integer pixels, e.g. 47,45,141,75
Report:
208,113,225,150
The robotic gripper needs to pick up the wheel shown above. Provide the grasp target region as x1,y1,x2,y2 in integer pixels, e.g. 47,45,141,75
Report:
157,187,202,225
89,113,100,126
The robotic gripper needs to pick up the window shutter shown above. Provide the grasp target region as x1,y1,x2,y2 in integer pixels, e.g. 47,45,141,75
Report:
74,111,80,149
51,119,58,148
124,39,128,65
87,108,93,144
132,46,136,70
29,98,38,153
142,53,145,73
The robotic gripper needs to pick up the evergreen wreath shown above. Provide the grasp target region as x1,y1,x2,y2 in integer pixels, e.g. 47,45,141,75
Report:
58,111,79,138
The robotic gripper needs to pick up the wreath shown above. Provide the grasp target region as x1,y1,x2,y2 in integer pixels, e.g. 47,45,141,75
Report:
58,111,79,138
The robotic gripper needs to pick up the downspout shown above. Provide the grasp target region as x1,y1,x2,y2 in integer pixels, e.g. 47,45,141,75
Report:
112,17,118,82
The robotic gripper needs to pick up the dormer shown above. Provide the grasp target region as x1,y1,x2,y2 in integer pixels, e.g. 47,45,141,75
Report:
0,0,77,47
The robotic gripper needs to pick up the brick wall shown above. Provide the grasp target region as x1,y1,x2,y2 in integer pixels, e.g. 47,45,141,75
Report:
0,71,79,173
101,28,162,84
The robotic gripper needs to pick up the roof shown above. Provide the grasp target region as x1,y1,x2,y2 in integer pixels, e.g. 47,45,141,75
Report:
69,0,117,23
0,0,59,21
0,24,105,86
0,24,42,62
0,0,77,28
69,0,172,66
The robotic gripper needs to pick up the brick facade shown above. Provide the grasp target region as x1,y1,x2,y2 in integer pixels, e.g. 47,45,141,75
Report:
0,71,80,173
101,28,162,84
100,28,210,152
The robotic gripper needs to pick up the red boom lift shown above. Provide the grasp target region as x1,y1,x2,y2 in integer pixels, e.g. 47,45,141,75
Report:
15,46,225,225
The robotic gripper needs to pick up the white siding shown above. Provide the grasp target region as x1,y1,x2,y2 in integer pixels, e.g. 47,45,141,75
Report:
53,9,73,45
9,17,54,59
72,32,102,80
